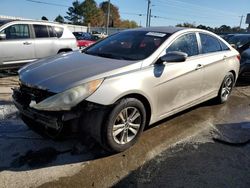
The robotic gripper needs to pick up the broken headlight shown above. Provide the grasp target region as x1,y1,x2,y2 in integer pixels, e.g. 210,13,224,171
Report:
30,79,103,111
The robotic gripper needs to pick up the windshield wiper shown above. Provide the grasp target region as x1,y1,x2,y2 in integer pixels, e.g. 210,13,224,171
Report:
85,52,124,60
85,51,136,60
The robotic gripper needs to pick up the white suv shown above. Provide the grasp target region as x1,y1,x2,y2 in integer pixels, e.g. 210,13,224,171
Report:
0,20,78,70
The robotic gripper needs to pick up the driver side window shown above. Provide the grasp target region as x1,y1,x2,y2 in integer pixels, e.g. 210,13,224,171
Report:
166,33,199,57
0,24,30,40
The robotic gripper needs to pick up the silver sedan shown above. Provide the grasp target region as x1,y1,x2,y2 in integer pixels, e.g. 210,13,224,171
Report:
13,27,240,152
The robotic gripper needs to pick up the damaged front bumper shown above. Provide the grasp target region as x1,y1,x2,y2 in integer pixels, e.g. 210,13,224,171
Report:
12,86,111,142
12,87,81,130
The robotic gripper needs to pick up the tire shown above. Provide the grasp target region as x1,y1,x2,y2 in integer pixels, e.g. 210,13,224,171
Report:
216,72,234,104
57,49,72,54
102,98,146,152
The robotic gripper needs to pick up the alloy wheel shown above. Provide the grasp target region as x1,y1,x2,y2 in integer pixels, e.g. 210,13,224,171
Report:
112,107,141,145
221,76,233,100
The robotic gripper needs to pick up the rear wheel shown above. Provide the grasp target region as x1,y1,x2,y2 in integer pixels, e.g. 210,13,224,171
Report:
216,72,234,103
103,98,146,152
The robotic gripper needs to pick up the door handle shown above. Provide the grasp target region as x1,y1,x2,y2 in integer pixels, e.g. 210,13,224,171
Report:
23,42,32,45
195,64,203,70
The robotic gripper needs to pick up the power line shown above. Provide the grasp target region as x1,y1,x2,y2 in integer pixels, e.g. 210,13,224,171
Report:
120,12,146,16
154,0,239,17
26,0,69,7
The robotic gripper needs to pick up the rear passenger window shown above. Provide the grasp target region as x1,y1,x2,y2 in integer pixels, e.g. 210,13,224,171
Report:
54,27,63,38
166,33,199,57
48,26,56,37
34,24,49,38
219,40,230,51
200,33,222,54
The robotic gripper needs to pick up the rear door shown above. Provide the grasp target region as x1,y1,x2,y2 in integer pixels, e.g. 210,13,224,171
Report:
197,33,231,97
32,24,58,59
0,24,36,67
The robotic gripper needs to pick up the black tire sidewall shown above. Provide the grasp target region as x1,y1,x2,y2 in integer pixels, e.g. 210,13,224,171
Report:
103,98,146,152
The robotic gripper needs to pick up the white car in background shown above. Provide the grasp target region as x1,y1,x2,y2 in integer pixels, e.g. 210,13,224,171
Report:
0,20,78,70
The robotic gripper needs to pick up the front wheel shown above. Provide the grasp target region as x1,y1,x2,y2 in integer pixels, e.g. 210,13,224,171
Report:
103,98,146,152
216,72,234,104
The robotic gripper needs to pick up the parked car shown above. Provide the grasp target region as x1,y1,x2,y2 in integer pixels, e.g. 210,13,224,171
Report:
73,32,100,49
91,30,108,38
227,34,250,76
221,33,236,42
13,27,239,152
240,46,250,77
0,20,78,70
227,34,250,52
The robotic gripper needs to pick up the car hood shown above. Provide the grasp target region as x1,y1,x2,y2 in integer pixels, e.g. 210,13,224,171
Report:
19,51,141,93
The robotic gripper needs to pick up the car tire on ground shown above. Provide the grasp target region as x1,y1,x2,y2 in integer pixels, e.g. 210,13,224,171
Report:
216,72,235,104
102,98,146,153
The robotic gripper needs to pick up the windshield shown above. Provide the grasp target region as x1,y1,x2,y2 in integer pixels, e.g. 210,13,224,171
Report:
228,35,250,47
85,30,170,60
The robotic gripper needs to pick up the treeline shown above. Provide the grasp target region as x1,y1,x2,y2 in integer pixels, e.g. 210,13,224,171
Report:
176,23,246,33
53,0,138,28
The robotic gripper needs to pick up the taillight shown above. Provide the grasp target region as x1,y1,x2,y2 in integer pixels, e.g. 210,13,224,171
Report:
237,54,241,61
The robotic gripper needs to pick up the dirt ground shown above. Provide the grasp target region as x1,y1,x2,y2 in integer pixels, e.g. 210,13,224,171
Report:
0,71,250,188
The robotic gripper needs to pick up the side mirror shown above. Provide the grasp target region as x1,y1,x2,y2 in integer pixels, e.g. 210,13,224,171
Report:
159,51,188,63
0,33,6,40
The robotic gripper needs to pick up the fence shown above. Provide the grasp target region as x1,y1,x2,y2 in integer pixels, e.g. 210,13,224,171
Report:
64,24,88,33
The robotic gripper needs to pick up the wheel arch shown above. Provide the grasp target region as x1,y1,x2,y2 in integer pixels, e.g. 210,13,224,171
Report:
57,48,72,53
115,93,152,128
229,70,236,84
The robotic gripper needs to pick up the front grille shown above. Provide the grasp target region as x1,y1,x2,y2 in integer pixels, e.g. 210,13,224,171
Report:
13,83,55,107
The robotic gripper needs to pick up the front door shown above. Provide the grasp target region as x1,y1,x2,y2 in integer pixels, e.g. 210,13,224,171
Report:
0,24,36,67
156,32,204,118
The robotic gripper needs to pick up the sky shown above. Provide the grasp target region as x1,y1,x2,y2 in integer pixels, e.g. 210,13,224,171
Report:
0,0,249,28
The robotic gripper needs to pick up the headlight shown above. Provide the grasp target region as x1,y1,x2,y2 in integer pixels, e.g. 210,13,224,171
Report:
30,79,103,111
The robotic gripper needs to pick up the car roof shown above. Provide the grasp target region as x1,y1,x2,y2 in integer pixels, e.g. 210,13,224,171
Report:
0,19,13,24
0,19,65,27
231,34,250,37
127,26,185,34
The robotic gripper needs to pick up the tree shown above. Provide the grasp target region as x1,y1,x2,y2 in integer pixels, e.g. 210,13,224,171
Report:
54,15,64,23
100,1,121,27
197,24,208,30
41,16,48,21
81,0,103,26
176,22,196,28
120,20,138,28
65,0,83,24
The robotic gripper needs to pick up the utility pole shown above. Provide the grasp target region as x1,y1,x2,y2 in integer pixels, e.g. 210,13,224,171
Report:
239,15,244,29
146,0,151,27
149,9,152,27
106,0,111,35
